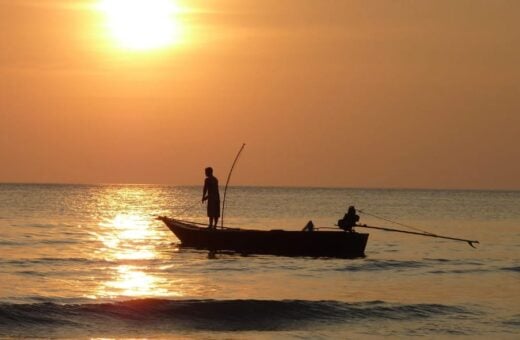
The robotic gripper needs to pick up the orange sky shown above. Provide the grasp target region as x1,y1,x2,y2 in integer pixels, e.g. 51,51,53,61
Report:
1,0,519,189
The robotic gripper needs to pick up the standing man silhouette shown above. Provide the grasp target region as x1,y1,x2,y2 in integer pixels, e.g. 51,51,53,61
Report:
202,167,220,229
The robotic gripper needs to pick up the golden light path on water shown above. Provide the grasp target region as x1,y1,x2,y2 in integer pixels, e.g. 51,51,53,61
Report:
93,215,163,298
88,186,190,299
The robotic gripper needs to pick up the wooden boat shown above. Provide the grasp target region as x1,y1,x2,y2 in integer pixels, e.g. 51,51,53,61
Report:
157,217,369,258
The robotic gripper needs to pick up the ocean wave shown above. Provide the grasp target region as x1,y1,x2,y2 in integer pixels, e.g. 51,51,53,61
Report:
0,257,94,265
38,239,79,245
11,223,58,229
428,269,488,274
335,259,426,272
0,299,474,333
500,266,520,272
1,257,160,264
0,240,22,246
502,315,520,327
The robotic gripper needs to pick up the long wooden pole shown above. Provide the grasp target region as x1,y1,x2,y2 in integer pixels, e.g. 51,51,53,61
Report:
221,143,246,228
356,224,479,248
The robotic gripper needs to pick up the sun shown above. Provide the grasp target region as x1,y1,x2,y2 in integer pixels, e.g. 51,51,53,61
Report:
99,0,182,50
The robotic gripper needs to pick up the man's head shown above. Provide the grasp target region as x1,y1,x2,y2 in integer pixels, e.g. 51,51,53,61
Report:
205,167,213,177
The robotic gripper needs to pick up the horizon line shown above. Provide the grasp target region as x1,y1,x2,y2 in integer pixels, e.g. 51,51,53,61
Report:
0,181,519,193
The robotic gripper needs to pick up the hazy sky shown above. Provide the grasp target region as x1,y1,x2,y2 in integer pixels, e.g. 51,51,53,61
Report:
1,0,519,189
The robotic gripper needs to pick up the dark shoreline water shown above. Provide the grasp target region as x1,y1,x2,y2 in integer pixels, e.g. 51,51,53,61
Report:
0,298,482,336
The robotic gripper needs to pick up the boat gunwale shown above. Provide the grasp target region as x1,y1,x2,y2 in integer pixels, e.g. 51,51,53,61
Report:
160,216,368,235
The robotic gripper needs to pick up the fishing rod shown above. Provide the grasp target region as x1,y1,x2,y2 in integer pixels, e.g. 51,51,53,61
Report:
358,209,435,235
177,199,202,216
355,224,480,248
151,199,200,220
221,143,246,228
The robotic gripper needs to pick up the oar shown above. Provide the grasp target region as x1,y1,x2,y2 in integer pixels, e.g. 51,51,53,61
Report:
355,224,480,248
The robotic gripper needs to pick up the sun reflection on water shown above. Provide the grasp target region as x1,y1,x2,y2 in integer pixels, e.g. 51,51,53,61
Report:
86,185,186,298
100,265,174,297
97,213,157,260
84,186,204,300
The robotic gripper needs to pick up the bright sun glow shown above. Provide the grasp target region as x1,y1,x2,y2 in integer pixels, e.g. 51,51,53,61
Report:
99,0,182,50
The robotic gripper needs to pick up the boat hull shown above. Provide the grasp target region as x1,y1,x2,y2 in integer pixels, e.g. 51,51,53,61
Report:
158,217,368,258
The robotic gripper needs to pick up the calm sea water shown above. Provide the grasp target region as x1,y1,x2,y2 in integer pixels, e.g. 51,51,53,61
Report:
0,184,518,338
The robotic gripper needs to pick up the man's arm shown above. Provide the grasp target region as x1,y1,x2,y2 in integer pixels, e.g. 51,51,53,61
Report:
202,179,208,202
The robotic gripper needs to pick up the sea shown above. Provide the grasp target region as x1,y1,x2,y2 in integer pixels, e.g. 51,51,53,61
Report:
0,184,518,339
